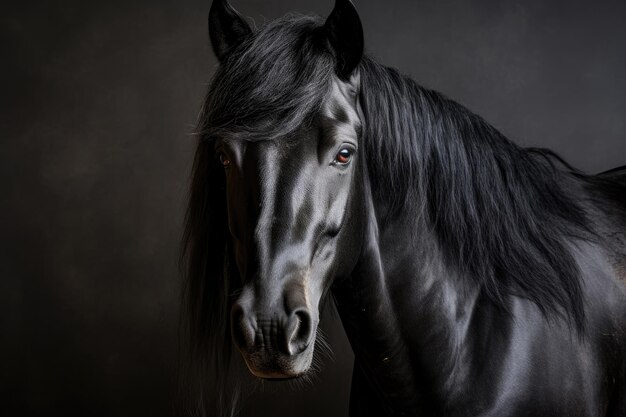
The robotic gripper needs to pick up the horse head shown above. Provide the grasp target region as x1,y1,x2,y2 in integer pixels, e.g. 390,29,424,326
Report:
204,0,364,379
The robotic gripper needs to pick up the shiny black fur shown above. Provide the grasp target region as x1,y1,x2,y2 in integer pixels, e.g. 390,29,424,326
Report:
182,3,626,416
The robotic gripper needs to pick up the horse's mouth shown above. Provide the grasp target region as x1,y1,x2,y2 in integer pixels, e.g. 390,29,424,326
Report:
240,346,314,380
245,363,311,380
249,369,306,380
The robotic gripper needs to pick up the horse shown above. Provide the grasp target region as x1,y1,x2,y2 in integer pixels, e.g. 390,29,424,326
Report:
181,0,626,415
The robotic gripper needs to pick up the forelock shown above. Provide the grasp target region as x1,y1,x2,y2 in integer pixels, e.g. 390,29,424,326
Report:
202,15,336,141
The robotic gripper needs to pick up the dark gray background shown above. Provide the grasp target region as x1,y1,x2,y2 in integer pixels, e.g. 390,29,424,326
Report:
2,0,625,416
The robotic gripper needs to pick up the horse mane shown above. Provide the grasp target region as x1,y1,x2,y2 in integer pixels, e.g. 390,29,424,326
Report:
357,57,591,332
182,13,594,415
201,15,335,142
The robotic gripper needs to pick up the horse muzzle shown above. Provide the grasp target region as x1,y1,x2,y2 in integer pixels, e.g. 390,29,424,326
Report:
231,291,318,378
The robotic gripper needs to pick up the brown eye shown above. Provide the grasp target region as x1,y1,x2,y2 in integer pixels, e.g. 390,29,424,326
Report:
335,147,353,165
218,152,231,168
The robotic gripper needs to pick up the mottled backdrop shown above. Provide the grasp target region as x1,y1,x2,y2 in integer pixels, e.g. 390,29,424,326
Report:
2,0,625,416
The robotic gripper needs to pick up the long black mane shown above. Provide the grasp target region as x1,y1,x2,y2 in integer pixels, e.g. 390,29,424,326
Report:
182,13,598,415
357,57,592,331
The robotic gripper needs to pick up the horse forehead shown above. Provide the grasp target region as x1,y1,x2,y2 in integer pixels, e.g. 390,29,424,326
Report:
321,77,361,135
248,141,309,192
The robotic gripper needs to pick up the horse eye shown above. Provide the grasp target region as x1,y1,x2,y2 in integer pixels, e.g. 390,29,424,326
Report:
217,152,231,168
335,148,353,165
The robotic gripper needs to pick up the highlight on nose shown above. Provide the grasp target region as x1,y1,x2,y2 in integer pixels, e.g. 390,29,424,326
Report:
230,303,313,357
285,308,312,355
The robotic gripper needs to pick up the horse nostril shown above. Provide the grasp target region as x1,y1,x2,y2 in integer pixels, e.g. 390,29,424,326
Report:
286,309,313,356
231,304,255,351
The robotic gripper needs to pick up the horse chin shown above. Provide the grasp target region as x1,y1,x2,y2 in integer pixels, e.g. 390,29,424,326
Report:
248,369,307,380
242,347,314,380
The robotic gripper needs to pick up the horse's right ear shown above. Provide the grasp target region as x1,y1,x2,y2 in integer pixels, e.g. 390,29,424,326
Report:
209,0,252,61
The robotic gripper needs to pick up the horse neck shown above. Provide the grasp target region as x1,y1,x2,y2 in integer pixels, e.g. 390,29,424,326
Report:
333,168,484,410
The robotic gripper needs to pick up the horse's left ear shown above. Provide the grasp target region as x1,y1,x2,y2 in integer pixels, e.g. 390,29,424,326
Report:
209,0,252,61
324,0,364,80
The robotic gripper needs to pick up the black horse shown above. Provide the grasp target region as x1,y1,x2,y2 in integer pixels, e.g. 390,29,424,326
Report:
182,1,626,415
